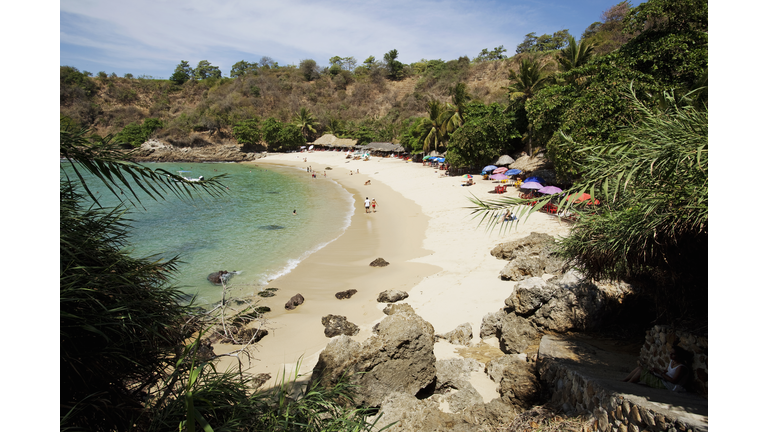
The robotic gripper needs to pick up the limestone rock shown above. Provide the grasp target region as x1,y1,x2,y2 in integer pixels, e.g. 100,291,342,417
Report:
485,354,528,384
490,232,556,261
498,359,540,407
504,277,550,315
500,257,546,281
436,322,473,346
309,306,436,407
383,302,415,315
370,257,390,267
321,314,360,338
376,392,483,432
334,289,358,300
435,358,482,393
499,313,541,354
284,293,305,310
445,385,484,413
491,233,566,278
377,289,409,303
480,309,506,340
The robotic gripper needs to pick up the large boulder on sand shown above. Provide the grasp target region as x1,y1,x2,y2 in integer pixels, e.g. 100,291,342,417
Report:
499,313,541,355
284,293,305,310
491,233,566,278
309,304,436,407
377,290,409,303
321,315,360,338
436,322,473,346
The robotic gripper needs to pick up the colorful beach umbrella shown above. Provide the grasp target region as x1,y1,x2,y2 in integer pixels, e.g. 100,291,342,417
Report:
490,173,508,180
482,165,498,173
538,186,563,195
525,176,544,184
567,193,600,205
521,182,543,190
492,167,508,174
461,174,473,179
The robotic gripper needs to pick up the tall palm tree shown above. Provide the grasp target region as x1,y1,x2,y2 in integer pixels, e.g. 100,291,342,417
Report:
293,107,318,140
507,58,553,155
418,100,450,153
507,58,552,101
443,82,470,134
557,35,595,80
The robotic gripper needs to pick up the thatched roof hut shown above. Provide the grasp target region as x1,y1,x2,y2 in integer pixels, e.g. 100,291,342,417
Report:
333,138,358,148
360,142,406,153
508,155,554,172
311,134,338,146
496,155,515,165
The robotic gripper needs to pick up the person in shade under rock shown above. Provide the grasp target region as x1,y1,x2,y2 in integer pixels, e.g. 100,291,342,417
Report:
622,346,690,392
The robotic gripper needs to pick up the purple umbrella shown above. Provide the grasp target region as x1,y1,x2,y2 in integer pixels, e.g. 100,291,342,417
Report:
538,186,563,195
489,173,508,180
521,181,542,190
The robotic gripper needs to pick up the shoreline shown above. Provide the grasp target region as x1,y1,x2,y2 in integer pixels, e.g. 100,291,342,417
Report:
214,151,573,388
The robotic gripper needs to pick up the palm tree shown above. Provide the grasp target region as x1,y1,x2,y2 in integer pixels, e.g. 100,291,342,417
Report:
557,36,595,73
443,82,470,134
293,107,318,140
507,58,553,155
326,117,346,136
418,100,450,153
507,58,553,101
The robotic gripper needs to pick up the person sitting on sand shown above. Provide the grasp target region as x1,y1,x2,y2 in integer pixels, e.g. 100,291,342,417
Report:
463,178,474,186
622,346,690,392
364,180,371,185
497,209,516,223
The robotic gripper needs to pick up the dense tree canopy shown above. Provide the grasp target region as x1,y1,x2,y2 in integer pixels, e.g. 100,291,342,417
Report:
446,102,520,168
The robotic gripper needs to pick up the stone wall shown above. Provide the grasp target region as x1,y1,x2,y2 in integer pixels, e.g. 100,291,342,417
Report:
639,326,708,396
537,359,706,432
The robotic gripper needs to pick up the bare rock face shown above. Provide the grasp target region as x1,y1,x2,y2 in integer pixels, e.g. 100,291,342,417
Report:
434,357,482,394
284,293,305,310
376,392,483,432
491,233,566,279
504,277,551,315
334,289,358,300
370,257,390,267
499,313,541,355
436,322,473,346
497,359,541,408
480,310,506,340
485,354,528,385
309,305,436,407
321,314,360,338
377,289,409,303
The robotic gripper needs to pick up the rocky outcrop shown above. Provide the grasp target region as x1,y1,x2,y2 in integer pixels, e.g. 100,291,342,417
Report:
370,257,390,267
334,289,358,300
321,314,360,338
284,293,305,310
491,233,566,279
436,323,473,346
130,139,262,162
377,290,409,303
499,313,541,355
207,270,234,285
309,304,436,407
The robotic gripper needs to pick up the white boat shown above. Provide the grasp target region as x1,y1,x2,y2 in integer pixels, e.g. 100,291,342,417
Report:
177,170,204,182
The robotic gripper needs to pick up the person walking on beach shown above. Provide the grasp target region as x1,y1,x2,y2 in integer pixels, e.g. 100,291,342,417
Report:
372,199,377,213
364,197,371,213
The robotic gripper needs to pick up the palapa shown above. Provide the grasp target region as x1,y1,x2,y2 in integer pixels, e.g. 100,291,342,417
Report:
311,134,338,146
496,154,515,165
508,155,554,172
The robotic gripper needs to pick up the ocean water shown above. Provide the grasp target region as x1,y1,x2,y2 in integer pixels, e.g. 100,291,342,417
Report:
61,161,354,305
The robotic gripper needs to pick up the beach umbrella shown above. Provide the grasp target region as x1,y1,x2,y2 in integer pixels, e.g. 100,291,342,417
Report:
496,155,515,165
506,168,522,176
567,193,600,205
538,186,563,195
525,176,544,184
521,181,543,190
435,157,445,163
489,173,508,180
482,165,498,173
461,174,473,179
492,167,508,174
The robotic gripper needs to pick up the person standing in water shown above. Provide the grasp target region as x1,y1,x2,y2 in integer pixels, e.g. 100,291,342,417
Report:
364,197,371,213
372,199,377,213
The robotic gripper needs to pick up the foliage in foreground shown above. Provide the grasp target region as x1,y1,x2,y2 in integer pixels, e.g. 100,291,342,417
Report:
470,84,708,318
60,125,384,431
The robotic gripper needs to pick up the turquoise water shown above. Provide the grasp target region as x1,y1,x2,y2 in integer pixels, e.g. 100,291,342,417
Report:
61,161,354,305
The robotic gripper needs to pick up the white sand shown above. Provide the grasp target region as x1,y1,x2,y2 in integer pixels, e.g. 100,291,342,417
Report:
221,151,572,401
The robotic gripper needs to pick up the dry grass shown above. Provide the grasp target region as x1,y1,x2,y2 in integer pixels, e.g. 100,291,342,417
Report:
501,405,595,432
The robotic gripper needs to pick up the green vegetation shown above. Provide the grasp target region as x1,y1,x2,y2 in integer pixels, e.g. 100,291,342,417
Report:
113,117,163,147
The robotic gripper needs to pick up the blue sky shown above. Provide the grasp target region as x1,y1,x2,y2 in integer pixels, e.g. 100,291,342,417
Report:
60,0,646,79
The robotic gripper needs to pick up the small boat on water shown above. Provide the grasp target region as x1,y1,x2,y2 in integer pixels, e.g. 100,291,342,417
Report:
177,170,204,182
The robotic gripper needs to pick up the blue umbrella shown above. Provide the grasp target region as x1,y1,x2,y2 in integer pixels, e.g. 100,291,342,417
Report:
525,176,544,184
482,165,498,173
435,157,445,163
505,168,522,176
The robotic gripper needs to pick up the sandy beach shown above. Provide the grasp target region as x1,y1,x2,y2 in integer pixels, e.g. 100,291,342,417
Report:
215,151,572,398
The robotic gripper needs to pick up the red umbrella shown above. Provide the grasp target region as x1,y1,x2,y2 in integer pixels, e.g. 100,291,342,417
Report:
492,167,508,174
567,193,600,205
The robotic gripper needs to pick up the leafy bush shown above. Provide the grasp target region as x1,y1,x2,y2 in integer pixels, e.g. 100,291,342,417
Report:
113,117,164,147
